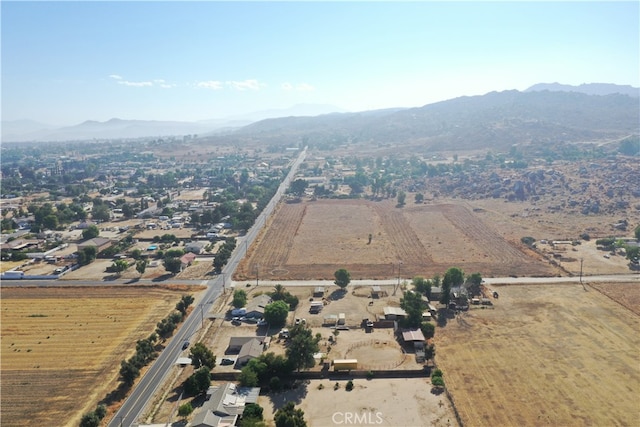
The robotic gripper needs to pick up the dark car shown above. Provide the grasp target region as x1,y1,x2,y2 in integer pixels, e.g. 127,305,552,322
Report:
182,341,190,350
220,358,235,365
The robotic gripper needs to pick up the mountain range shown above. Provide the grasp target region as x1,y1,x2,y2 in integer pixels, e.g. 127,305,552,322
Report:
2,83,638,146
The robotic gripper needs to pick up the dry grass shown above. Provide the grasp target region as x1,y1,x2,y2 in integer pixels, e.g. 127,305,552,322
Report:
235,199,557,281
0,285,205,427
435,284,640,427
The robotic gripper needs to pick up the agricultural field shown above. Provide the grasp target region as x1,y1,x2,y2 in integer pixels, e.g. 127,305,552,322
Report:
0,285,205,427
435,283,640,427
235,198,558,281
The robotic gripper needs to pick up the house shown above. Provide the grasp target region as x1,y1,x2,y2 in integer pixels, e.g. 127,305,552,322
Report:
228,336,261,353
180,252,197,269
430,286,443,301
77,237,113,253
191,382,261,427
236,338,265,366
76,220,96,230
244,294,272,318
383,306,407,320
185,241,206,254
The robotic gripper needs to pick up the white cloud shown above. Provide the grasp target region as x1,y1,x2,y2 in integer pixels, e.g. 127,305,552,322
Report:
281,82,294,91
118,80,153,87
109,74,123,80
196,80,224,90
227,79,263,91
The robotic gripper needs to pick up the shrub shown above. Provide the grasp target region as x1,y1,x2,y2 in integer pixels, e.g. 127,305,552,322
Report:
346,380,354,391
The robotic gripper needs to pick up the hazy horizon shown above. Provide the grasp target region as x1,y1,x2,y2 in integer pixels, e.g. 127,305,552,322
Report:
2,1,639,126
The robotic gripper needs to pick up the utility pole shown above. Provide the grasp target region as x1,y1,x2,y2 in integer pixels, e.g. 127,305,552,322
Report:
222,273,226,293
580,258,584,284
256,263,259,287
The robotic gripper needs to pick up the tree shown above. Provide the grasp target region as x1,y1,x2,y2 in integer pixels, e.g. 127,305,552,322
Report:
635,225,640,240
441,267,464,306
79,413,100,427
400,291,423,329
424,343,436,365
467,272,483,297
163,257,182,275
421,322,435,340
119,360,140,386
241,403,265,427
184,367,211,396
190,342,216,369
414,193,424,204
77,246,97,266
136,259,147,276
92,204,111,222
397,190,406,207
263,300,289,327
286,324,320,372
176,294,194,317
412,276,431,297
239,365,259,387
233,289,248,308
178,402,193,418
274,402,307,427
111,259,129,275
82,225,100,240
334,269,351,289
289,179,308,197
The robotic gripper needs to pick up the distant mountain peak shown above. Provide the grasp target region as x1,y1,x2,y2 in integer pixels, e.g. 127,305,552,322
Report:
525,82,639,97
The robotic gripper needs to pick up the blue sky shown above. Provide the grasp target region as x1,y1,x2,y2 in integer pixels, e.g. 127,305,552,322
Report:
2,1,639,125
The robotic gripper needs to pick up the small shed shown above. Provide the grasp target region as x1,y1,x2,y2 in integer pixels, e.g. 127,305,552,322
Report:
337,313,346,325
371,286,388,298
313,287,325,297
333,359,358,372
401,329,425,343
309,301,324,313
383,306,407,320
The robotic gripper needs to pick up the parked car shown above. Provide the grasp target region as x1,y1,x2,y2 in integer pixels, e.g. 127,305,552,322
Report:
257,319,268,326
220,358,235,365
231,319,241,326
182,341,190,350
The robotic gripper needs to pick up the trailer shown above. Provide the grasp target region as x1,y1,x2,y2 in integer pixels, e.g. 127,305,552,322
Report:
2,270,25,280
333,359,358,372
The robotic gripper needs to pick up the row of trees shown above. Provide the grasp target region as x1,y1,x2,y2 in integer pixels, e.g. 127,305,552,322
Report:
213,237,237,273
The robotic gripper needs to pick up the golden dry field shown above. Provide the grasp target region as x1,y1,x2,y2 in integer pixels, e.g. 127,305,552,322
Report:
0,285,204,427
435,283,640,427
235,198,558,281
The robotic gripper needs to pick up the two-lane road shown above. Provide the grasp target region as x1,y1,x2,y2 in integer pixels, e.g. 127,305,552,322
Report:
108,147,307,426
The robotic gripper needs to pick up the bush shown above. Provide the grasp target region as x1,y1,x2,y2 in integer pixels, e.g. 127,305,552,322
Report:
178,402,193,417
345,380,354,391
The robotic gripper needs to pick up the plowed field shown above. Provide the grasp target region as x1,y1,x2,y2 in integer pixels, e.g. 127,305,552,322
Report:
0,285,203,427
235,199,556,281
435,284,640,427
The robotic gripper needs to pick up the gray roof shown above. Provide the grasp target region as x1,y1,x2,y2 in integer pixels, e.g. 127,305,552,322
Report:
228,336,259,349
237,338,263,363
245,294,272,314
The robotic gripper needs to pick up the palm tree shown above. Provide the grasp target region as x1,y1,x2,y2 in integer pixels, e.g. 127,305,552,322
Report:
273,284,286,300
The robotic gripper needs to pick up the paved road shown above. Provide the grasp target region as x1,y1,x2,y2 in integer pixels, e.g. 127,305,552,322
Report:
108,147,307,427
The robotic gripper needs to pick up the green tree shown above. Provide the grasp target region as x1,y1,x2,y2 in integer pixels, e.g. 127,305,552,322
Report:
289,179,308,197
77,246,97,266
274,402,307,427
421,322,435,340
400,290,424,329
635,225,640,240
239,366,259,387
111,259,129,275
42,214,59,230
82,225,100,240
441,267,464,306
264,300,289,327
334,268,351,289
467,272,483,296
625,245,639,261
414,193,424,203
286,324,320,372
190,342,216,369
241,403,265,427
178,402,193,418
119,360,140,386
397,190,406,206
233,289,248,308
176,294,194,317
79,413,100,427
92,204,111,222
412,276,431,298
136,259,147,276
163,257,182,275
424,343,436,365
184,367,211,396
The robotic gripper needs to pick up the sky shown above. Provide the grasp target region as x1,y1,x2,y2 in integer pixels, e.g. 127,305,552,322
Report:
2,1,639,126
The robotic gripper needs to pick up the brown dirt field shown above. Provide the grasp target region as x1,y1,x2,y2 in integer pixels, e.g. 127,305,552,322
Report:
235,199,558,281
0,285,205,427
435,284,640,427
589,282,640,316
